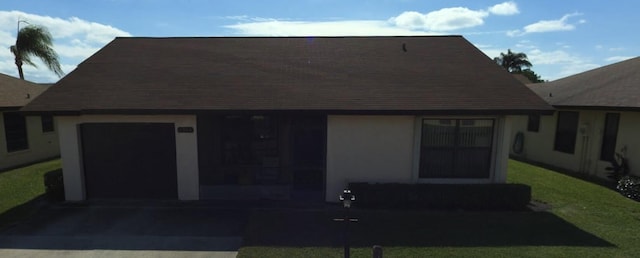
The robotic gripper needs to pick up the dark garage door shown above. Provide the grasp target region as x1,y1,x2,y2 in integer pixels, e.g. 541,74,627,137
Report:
81,123,177,199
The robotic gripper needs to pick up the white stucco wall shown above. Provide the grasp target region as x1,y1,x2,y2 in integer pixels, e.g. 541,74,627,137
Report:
325,115,510,202
326,116,416,201
57,115,199,201
495,116,512,183
510,110,640,178
0,112,60,170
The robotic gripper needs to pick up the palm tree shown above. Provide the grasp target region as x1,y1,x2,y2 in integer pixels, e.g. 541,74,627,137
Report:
10,23,64,80
493,49,532,73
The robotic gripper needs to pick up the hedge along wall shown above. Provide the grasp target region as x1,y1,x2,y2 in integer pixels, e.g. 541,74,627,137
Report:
348,183,531,210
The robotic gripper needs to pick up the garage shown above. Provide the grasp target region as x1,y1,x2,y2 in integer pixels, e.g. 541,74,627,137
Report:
80,123,178,199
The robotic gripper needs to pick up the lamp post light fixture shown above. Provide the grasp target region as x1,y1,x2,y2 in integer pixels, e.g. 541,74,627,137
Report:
339,189,356,208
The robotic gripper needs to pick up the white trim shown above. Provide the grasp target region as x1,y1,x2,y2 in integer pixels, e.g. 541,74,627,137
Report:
57,115,199,201
412,116,501,184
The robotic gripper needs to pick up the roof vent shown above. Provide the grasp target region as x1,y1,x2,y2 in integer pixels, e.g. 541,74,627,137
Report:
402,43,407,52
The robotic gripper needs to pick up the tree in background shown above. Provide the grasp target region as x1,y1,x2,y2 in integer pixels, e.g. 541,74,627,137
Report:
10,22,64,80
494,49,544,83
494,49,532,73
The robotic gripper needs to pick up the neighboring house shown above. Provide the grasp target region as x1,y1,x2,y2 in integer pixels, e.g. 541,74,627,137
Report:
0,73,59,171
509,57,640,179
22,36,552,202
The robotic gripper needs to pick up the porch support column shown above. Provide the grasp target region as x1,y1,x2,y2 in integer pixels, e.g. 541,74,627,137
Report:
175,116,200,200
57,116,86,201
494,116,512,183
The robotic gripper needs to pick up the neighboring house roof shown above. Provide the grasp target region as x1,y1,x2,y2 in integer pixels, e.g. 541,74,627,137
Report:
0,73,48,109
529,57,640,110
22,36,552,115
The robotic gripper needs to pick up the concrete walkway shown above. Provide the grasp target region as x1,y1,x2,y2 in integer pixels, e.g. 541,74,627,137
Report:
0,202,247,257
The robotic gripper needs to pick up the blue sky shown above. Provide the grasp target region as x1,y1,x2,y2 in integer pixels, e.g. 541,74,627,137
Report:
1,0,638,83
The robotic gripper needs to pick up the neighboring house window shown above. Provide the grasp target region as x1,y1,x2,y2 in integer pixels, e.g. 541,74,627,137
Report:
419,119,494,179
527,114,540,132
41,115,54,133
3,112,29,152
600,113,620,161
553,111,579,154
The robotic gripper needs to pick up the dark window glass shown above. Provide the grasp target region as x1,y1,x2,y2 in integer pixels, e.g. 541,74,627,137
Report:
527,114,540,132
3,112,29,152
553,111,579,154
41,115,54,133
221,115,278,166
419,119,494,179
600,113,620,161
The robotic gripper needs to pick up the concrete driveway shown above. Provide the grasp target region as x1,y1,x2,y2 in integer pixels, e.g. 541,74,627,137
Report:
0,201,246,257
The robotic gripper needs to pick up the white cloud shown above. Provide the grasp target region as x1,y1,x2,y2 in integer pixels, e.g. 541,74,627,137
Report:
390,7,489,31
515,40,537,50
524,13,581,33
488,2,519,16
227,3,521,36
0,10,130,82
508,13,583,37
226,20,432,36
605,56,634,63
526,48,599,79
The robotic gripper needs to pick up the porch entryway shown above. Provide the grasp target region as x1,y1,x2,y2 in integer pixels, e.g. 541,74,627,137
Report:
197,115,326,201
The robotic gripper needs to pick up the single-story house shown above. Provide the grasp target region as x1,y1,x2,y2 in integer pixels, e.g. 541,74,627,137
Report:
509,57,640,178
1,73,59,171
21,36,552,202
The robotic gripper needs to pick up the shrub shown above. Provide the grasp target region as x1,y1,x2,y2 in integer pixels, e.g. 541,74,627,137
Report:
43,169,64,201
348,183,531,210
617,175,640,202
606,152,630,181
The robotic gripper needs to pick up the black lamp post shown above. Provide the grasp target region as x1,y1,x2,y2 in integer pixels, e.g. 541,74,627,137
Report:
334,189,358,258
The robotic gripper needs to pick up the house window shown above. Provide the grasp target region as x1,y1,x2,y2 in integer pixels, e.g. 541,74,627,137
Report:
3,112,29,152
41,115,54,133
527,114,540,132
419,119,494,179
221,115,278,166
553,111,579,154
600,113,620,161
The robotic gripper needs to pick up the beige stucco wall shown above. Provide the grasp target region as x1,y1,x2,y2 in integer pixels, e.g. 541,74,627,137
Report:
510,110,640,178
0,112,60,170
57,115,199,201
612,111,640,177
326,115,511,202
326,115,416,202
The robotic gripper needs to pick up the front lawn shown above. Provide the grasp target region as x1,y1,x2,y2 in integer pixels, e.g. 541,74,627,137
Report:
0,159,61,228
238,160,640,258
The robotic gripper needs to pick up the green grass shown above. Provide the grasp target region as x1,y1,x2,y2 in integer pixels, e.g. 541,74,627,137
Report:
238,160,640,258
0,159,61,228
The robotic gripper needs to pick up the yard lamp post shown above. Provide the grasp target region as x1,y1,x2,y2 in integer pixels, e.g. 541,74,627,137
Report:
333,189,358,258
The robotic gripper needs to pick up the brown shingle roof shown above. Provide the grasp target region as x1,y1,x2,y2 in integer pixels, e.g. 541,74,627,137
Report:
0,73,48,109
529,57,640,109
22,36,552,115
513,74,533,84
